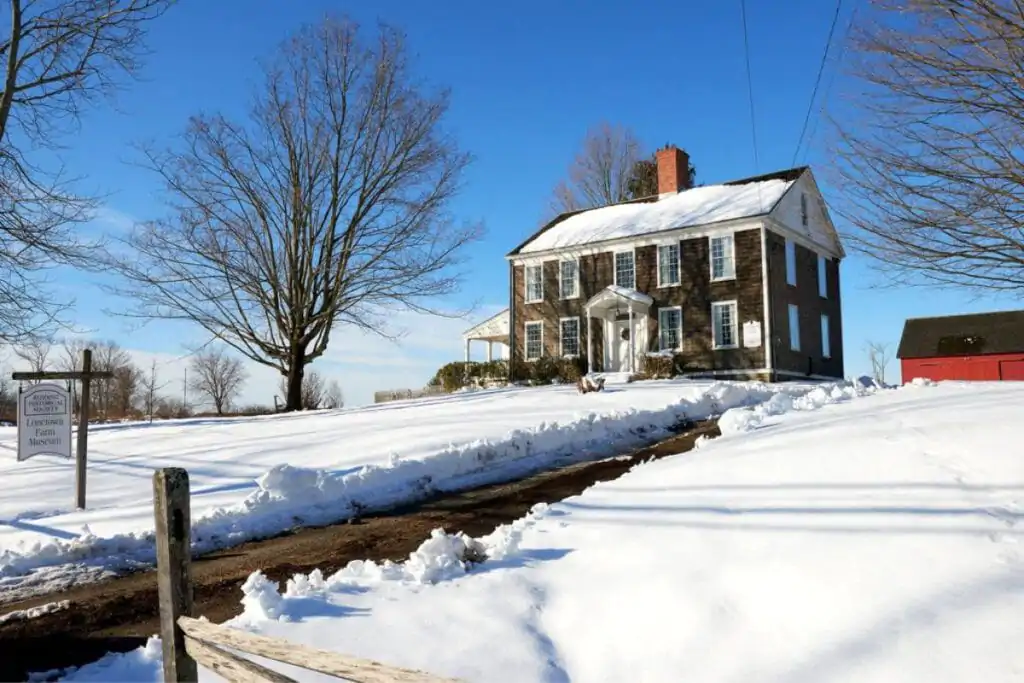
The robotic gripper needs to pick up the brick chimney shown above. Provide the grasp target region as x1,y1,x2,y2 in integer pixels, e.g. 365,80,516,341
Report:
655,145,691,197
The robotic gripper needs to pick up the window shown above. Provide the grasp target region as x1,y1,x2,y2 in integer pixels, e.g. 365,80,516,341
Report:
817,255,827,298
800,193,808,227
789,304,801,351
525,321,543,360
525,265,543,303
785,239,797,286
658,307,682,351
560,318,580,357
560,259,579,299
821,314,831,358
711,301,738,349
614,251,635,289
710,235,735,280
657,243,680,287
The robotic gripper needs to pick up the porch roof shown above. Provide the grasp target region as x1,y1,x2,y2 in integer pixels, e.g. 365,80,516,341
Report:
463,308,510,343
585,285,653,313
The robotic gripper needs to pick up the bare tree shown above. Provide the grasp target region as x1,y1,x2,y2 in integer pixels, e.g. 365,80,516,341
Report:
189,347,247,416
280,369,325,410
0,0,175,342
89,340,131,419
323,379,344,409
138,358,166,421
865,340,892,385
13,339,51,382
56,337,87,408
107,17,480,412
831,0,1024,293
111,363,141,418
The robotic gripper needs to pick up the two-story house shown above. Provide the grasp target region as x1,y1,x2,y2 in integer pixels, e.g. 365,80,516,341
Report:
503,144,846,382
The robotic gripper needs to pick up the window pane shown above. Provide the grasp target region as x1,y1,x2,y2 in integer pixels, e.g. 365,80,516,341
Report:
526,323,542,359
526,265,543,302
821,314,831,358
711,236,735,279
818,255,827,298
615,252,635,289
561,318,579,357
713,303,736,347
560,260,578,298
658,244,680,286
786,240,797,286
789,304,801,351
659,308,681,351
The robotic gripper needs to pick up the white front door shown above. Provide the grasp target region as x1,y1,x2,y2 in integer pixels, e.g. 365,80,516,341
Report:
614,320,632,372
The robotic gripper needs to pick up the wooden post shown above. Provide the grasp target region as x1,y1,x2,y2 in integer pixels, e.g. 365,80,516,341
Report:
75,349,92,509
154,467,197,683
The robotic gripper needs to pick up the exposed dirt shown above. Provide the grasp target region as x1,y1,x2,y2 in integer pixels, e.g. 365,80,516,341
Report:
0,420,719,681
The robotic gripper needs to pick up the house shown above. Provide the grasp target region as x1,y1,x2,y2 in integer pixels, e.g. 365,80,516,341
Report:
503,145,846,381
896,310,1024,382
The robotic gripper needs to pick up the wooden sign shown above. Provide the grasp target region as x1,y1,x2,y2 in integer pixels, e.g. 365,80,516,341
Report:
17,383,73,461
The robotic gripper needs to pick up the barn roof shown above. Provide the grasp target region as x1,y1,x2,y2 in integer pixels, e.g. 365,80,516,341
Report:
896,310,1024,359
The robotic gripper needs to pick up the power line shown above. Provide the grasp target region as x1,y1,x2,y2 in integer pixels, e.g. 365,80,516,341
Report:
739,0,760,176
791,0,844,167
802,2,859,166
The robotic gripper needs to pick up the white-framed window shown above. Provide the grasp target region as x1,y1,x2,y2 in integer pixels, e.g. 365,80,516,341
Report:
559,259,579,299
657,243,680,287
658,307,683,351
821,314,831,358
800,193,808,227
525,321,543,360
817,254,827,299
525,265,543,303
711,300,738,349
789,304,801,351
560,317,580,357
710,235,735,281
785,239,797,287
614,250,635,289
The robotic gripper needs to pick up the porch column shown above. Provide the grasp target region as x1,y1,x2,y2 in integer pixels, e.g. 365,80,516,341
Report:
628,303,635,373
586,305,593,373
464,338,471,362
486,341,493,362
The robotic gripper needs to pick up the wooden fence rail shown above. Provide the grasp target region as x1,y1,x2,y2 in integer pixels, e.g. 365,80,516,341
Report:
154,467,460,683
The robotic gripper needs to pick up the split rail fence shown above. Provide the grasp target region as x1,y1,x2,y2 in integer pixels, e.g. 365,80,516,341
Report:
154,467,460,683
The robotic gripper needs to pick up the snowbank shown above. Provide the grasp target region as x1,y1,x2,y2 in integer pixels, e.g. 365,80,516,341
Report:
1,380,841,589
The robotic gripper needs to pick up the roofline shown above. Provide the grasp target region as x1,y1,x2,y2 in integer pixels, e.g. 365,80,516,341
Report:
901,309,1024,323
462,307,510,337
506,166,808,258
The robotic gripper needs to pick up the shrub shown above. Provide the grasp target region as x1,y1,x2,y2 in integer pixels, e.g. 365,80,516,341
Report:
429,360,509,392
515,355,585,385
640,352,684,379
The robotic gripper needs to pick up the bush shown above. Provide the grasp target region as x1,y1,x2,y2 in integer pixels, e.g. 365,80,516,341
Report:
516,355,585,385
429,360,509,393
640,352,684,379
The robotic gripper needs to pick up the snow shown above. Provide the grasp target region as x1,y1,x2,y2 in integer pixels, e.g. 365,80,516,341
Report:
61,379,1024,682
0,378,815,599
519,178,794,253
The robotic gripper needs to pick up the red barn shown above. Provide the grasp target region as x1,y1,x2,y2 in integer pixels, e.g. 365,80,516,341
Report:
897,310,1024,383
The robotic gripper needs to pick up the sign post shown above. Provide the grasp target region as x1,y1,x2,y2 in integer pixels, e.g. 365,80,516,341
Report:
12,348,114,509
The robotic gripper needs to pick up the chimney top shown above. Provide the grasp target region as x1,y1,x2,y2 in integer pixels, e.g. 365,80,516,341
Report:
655,145,691,197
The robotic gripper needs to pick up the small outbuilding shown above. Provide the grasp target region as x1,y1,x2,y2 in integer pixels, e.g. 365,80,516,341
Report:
896,310,1024,383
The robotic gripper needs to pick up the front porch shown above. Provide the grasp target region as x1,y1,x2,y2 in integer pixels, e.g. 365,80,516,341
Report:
463,308,510,362
584,285,654,375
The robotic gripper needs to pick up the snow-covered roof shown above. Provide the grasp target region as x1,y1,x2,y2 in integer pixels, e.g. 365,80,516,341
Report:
464,308,509,341
587,285,654,309
516,175,797,255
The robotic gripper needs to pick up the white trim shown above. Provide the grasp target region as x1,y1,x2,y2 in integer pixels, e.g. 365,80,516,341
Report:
764,216,842,261
612,248,636,289
711,299,739,350
678,368,841,381
760,225,773,372
559,257,580,300
820,313,831,359
785,239,797,287
559,316,580,358
709,234,736,282
524,264,544,304
788,303,801,351
524,320,543,360
656,242,681,288
508,217,765,265
657,306,683,352
817,253,827,299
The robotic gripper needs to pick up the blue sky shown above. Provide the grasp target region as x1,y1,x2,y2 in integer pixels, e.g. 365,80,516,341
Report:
21,0,1020,405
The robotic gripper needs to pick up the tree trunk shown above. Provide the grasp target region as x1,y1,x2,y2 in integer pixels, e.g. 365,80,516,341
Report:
285,347,305,411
